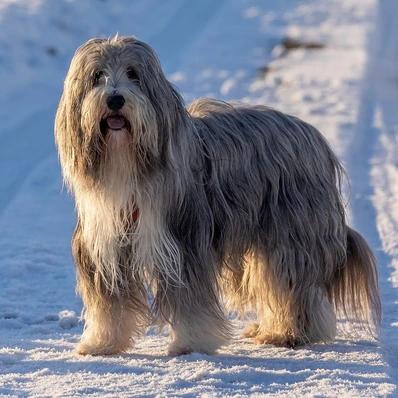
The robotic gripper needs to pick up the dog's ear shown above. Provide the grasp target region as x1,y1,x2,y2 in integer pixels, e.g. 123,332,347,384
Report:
55,39,106,183
58,38,107,136
134,41,187,140
55,64,88,184
55,53,88,183
55,87,77,185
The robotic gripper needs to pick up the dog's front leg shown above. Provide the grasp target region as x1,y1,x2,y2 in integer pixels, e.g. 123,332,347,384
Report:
167,311,230,356
72,223,147,355
154,265,231,356
76,295,139,356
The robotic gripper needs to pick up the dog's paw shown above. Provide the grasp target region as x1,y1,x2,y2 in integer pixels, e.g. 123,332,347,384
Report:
167,342,193,356
242,322,260,338
167,338,220,356
75,341,127,356
254,333,301,348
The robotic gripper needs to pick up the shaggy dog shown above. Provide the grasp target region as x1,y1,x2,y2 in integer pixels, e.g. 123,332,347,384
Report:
55,36,381,356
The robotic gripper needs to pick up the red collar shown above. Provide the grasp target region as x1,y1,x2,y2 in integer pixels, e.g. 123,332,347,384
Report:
132,208,139,223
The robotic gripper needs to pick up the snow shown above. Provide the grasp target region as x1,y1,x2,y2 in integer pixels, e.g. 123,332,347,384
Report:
1,0,398,396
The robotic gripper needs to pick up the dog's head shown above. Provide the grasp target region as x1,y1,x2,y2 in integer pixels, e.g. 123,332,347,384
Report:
55,36,185,188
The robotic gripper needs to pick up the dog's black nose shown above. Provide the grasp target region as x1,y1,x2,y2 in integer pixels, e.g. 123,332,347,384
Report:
106,94,125,111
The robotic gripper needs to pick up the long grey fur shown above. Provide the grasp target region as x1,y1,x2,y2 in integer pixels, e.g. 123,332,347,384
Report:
55,36,381,356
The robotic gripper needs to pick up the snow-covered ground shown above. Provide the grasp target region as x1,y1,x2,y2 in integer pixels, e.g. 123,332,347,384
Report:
1,0,398,396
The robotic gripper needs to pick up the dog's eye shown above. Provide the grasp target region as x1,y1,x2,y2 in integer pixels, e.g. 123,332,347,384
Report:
93,71,104,86
127,68,139,81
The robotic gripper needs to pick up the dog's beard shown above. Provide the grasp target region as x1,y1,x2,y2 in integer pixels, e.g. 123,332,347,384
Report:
75,132,137,293
74,88,160,292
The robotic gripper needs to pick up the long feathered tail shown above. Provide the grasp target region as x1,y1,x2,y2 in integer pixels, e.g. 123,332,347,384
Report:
329,227,381,336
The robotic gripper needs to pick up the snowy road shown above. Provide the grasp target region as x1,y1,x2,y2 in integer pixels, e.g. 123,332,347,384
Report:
368,0,398,383
0,0,397,396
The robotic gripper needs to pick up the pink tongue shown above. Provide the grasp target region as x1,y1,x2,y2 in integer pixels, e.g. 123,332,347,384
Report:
106,116,126,130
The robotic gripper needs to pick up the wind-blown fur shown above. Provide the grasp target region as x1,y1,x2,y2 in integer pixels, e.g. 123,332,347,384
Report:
55,36,381,356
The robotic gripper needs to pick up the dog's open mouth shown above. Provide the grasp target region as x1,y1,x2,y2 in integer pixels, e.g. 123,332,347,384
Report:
100,115,130,135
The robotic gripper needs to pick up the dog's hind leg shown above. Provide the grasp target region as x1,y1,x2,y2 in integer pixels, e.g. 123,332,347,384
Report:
72,223,148,355
239,251,337,347
254,286,337,347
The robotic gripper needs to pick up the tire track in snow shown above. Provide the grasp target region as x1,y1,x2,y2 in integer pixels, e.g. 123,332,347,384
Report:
347,0,398,385
371,0,398,383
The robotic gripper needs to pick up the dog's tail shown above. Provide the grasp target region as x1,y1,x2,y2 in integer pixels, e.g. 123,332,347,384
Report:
329,227,381,335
